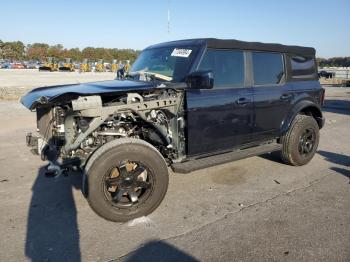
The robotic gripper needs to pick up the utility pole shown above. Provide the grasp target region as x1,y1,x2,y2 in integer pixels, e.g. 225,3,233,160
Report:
167,0,170,36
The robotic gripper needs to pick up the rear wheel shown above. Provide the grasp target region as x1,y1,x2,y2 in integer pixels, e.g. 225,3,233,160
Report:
83,138,169,222
280,114,319,166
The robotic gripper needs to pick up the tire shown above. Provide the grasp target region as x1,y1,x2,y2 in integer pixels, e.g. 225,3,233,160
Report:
83,138,169,222
280,114,319,166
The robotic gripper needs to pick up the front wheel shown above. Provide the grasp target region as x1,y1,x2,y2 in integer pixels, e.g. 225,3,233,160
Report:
280,114,320,166
83,138,169,222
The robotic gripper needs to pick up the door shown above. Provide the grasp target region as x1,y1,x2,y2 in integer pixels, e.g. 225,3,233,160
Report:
186,49,254,156
250,52,294,141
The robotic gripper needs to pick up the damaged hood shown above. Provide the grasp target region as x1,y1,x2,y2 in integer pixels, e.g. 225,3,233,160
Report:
21,79,154,110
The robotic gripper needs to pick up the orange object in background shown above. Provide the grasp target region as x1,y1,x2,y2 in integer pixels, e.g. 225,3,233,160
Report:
11,63,25,69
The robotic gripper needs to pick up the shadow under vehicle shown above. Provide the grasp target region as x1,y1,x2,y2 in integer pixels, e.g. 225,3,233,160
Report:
25,166,81,262
21,38,325,222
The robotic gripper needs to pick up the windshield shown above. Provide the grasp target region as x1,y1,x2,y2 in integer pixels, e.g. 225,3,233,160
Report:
130,45,200,82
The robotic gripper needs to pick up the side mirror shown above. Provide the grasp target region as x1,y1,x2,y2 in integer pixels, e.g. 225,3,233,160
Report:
187,70,214,89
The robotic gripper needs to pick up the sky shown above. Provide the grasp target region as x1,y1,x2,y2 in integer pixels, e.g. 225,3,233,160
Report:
0,0,349,58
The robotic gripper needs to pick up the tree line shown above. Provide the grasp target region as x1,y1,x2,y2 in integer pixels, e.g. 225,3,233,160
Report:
0,40,140,62
317,57,350,67
1,39,349,67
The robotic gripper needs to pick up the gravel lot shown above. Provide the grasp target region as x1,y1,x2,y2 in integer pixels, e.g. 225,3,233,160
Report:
0,69,115,99
0,72,349,262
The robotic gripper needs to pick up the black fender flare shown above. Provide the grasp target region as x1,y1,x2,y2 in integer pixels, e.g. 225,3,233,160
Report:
280,100,324,135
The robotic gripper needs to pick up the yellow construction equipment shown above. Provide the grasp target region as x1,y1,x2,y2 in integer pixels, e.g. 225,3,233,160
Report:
39,57,59,71
111,59,118,72
59,58,75,72
79,58,91,72
124,60,131,74
95,59,105,72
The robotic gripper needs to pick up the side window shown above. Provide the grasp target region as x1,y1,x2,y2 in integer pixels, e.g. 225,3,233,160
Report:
198,49,244,88
252,52,284,85
290,56,316,77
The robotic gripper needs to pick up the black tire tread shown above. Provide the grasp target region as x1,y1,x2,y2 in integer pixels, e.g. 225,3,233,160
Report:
280,114,319,166
83,138,168,222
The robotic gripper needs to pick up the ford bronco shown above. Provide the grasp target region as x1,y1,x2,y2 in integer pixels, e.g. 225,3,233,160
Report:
21,39,325,222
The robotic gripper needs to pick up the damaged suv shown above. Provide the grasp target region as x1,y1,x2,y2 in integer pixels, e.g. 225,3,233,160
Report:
21,38,325,222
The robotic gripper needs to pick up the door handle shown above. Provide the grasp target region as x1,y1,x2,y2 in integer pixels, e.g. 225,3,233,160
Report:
236,97,251,105
280,93,292,100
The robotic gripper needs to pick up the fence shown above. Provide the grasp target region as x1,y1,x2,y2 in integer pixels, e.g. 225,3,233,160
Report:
319,67,350,79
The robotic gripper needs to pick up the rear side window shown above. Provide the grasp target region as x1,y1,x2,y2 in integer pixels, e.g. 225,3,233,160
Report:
252,52,284,85
290,56,316,77
198,49,244,88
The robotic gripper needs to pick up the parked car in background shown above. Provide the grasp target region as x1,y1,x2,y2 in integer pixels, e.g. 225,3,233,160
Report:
318,70,333,78
23,61,39,69
11,62,26,69
0,62,11,69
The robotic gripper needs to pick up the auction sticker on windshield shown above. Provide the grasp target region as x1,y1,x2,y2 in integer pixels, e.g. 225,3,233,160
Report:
171,48,192,57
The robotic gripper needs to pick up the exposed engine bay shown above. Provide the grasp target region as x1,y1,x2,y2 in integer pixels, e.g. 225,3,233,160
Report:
28,89,185,167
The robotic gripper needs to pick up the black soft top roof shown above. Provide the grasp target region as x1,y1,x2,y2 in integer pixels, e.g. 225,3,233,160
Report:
147,38,316,56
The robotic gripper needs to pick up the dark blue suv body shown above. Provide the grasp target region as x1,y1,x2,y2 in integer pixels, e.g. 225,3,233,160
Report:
21,39,325,221
174,39,325,156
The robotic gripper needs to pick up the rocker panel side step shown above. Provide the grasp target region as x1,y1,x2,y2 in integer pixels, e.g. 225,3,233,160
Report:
171,143,282,174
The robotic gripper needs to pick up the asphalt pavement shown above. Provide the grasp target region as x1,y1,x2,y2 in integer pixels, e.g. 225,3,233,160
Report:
0,87,349,262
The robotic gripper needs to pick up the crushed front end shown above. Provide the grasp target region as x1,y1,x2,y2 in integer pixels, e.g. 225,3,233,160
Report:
23,88,186,175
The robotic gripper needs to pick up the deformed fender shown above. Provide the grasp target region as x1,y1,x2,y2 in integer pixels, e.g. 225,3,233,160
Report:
280,100,324,135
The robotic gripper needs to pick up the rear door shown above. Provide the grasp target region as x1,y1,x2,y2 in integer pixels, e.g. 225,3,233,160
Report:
250,52,294,141
186,49,254,156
